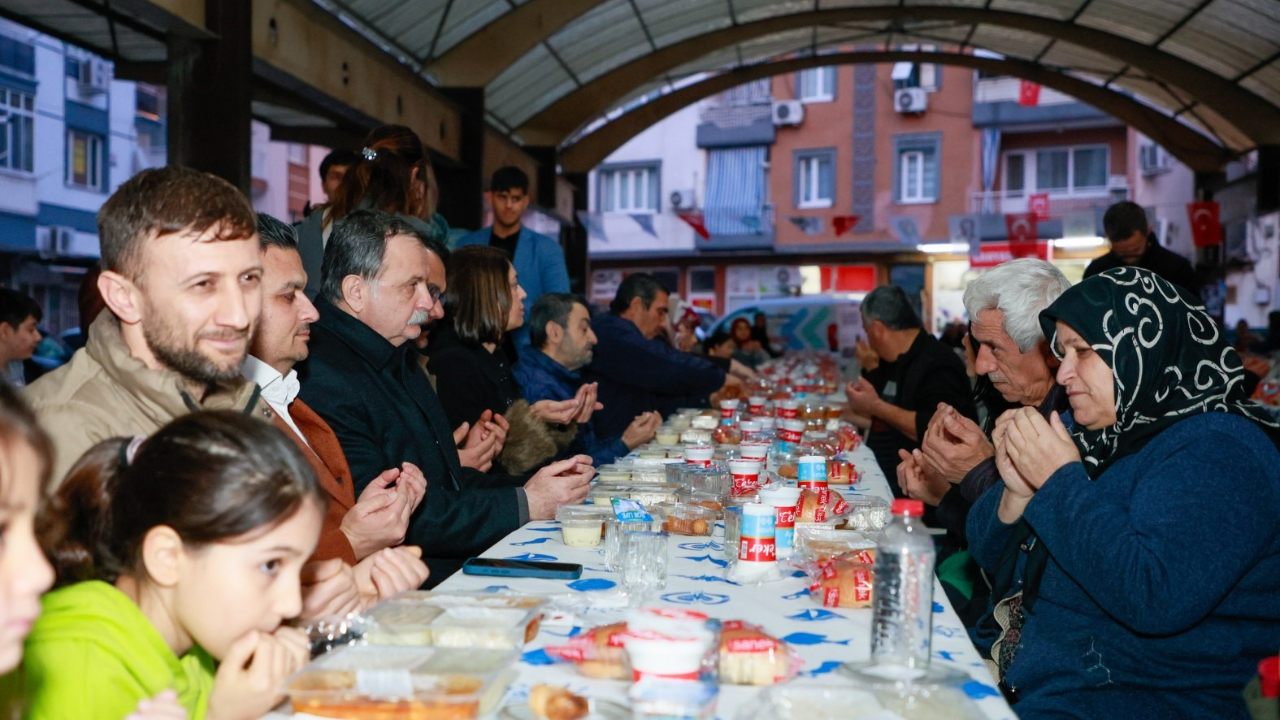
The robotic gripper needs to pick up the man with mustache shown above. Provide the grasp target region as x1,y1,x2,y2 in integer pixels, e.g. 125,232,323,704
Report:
25,166,273,484
299,210,593,584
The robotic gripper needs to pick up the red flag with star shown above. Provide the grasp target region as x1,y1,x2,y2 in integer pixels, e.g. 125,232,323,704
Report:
1018,80,1041,107
1187,201,1221,248
677,211,710,241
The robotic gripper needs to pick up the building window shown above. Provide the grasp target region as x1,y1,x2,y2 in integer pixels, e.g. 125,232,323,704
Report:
893,134,940,204
0,88,34,174
892,45,940,91
1007,144,1109,197
66,129,104,191
794,149,834,209
0,36,34,76
1004,153,1025,197
798,67,835,102
599,163,659,213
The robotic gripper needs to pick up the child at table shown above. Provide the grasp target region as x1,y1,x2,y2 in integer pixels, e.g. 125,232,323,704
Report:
10,411,327,720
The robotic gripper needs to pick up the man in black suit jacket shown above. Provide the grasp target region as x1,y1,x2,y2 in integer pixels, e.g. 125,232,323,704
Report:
299,209,593,585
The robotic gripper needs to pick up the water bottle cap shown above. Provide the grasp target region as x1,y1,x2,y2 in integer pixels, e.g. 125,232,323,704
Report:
891,499,925,517
1260,656,1280,698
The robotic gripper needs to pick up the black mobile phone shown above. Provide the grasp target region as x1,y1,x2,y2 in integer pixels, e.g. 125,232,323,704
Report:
462,557,583,580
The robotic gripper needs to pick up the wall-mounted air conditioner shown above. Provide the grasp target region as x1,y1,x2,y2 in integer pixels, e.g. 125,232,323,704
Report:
772,100,804,126
894,88,928,114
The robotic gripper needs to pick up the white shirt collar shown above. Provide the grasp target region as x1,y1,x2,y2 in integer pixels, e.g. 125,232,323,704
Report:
241,355,300,408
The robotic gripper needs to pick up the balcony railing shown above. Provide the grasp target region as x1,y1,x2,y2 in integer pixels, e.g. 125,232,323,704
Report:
968,190,1117,216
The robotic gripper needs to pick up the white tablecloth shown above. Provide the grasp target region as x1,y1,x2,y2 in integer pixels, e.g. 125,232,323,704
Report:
275,443,1017,720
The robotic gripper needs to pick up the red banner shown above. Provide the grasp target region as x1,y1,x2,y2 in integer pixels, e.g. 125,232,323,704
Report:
1028,193,1051,221
969,241,1052,269
1187,201,1221,248
676,211,710,240
1018,80,1041,107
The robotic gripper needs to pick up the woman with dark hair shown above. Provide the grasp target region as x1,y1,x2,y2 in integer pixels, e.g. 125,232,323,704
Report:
970,267,1280,720
729,317,769,369
296,125,449,298
13,412,329,720
428,246,592,474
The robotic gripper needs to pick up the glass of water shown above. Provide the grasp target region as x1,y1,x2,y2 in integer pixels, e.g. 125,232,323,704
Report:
604,518,651,571
619,531,669,604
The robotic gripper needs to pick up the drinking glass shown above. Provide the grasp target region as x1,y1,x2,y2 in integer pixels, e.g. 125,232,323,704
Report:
604,518,651,572
619,531,669,604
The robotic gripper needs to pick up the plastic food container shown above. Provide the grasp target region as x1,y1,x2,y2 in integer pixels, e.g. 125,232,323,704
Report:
837,496,892,532
595,464,632,484
794,526,876,564
364,603,443,646
679,489,727,517
556,505,609,547
369,592,546,650
734,678,985,720
656,503,717,536
286,645,517,720
589,483,681,507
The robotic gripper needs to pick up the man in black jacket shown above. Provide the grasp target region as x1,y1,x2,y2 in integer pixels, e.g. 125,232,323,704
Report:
844,285,977,486
1083,201,1196,292
299,210,593,585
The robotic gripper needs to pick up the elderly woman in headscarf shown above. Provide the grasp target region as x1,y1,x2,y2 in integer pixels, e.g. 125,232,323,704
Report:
968,266,1280,720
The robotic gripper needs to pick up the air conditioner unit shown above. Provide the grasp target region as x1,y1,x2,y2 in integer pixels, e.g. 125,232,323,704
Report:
669,188,697,210
1139,143,1169,176
36,226,74,259
77,58,109,94
772,100,804,126
894,88,928,114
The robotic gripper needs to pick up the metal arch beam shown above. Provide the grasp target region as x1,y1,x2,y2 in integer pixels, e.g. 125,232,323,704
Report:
425,0,611,86
514,6,1280,147
559,51,1235,174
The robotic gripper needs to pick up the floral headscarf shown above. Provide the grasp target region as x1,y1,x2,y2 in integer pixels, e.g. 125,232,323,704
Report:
1039,266,1280,477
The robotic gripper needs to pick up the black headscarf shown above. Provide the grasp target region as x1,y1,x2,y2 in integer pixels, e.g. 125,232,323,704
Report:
1039,266,1280,476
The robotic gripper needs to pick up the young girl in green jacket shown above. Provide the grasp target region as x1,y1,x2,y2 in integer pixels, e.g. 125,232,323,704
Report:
13,411,327,720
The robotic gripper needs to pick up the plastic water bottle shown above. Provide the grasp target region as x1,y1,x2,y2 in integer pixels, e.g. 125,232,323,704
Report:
871,499,936,671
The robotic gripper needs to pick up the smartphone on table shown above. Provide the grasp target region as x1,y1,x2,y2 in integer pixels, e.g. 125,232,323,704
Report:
462,557,583,580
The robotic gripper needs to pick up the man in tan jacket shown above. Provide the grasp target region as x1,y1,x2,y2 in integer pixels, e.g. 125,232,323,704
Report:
25,166,271,485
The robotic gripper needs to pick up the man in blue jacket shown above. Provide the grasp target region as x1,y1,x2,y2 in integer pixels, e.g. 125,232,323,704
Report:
585,273,733,439
456,166,569,350
515,293,660,466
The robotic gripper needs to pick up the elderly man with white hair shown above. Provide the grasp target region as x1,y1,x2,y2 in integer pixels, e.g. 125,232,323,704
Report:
897,258,1072,536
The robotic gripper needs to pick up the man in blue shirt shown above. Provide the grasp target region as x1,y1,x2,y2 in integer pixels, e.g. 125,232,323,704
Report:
457,166,570,350
514,293,660,466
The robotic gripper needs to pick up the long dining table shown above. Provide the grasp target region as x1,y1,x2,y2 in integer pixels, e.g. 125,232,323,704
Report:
274,440,1017,719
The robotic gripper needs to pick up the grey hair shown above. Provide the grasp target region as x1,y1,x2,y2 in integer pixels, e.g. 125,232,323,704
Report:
256,213,298,251
963,258,1071,352
319,209,425,305
861,285,921,330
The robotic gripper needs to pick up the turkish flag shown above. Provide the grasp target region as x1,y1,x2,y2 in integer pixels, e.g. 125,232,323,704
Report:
1018,80,1041,107
833,215,860,236
1005,212,1039,257
677,211,711,241
1028,193,1051,221
1187,201,1221,248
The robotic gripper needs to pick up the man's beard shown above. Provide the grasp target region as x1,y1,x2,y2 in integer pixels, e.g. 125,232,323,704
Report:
143,313,249,386
408,310,430,326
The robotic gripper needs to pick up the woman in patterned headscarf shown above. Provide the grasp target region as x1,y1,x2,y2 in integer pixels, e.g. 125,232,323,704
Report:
968,267,1280,720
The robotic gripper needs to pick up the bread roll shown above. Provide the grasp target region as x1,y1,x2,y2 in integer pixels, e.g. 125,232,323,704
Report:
809,559,874,608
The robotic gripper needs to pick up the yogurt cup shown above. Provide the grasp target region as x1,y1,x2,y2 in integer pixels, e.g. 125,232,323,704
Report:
797,455,829,489
727,459,763,496
739,441,770,462
747,396,767,416
758,487,802,558
684,445,715,467
739,420,762,439
556,505,608,548
777,399,800,419
719,398,740,420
